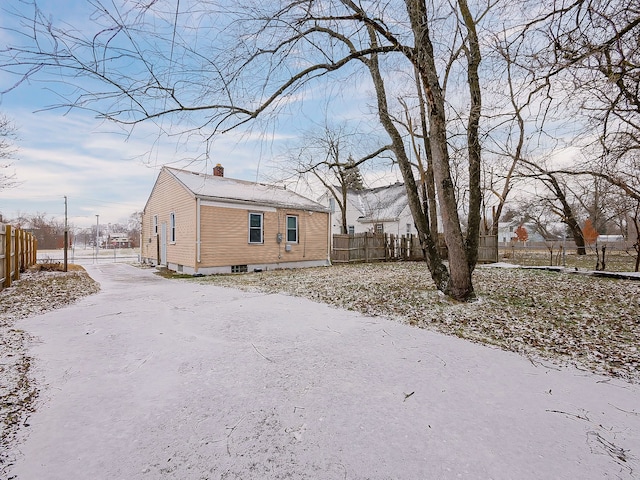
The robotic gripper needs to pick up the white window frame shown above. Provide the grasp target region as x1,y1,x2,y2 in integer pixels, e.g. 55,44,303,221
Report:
249,213,263,244
153,215,158,235
286,215,298,243
348,225,355,235
169,212,176,243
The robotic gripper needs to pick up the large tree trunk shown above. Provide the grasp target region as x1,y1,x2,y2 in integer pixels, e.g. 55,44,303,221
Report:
458,0,482,271
340,184,349,234
365,26,449,292
414,66,439,237
406,0,475,301
546,173,587,255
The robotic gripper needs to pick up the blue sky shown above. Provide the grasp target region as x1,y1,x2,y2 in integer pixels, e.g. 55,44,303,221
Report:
0,0,396,228
0,95,287,227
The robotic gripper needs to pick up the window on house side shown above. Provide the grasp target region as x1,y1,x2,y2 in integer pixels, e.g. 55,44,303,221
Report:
153,215,158,235
406,223,412,234
374,223,384,234
286,215,298,243
249,213,263,244
170,212,176,242
348,225,355,235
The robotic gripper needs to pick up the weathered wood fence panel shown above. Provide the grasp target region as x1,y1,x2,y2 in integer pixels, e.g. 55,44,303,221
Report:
332,233,387,263
478,234,498,264
1,224,38,291
331,232,497,264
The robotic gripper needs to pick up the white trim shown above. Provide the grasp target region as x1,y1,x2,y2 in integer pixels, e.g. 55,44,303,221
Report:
248,212,263,244
200,199,276,212
169,212,176,243
286,214,298,243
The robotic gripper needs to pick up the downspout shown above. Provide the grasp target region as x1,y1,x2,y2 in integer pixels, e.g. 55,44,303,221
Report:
196,197,201,268
327,210,332,265
278,211,282,259
303,212,307,258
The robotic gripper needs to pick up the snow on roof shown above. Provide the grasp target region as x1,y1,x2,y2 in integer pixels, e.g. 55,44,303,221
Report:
166,167,328,212
349,183,409,222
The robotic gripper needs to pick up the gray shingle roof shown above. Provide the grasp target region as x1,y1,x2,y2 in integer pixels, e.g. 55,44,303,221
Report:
349,183,408,222
166,167,328,212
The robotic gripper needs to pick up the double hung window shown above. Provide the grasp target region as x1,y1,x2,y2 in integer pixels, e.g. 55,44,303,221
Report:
249,213,263,244
169,212,176,242
286,215,298,243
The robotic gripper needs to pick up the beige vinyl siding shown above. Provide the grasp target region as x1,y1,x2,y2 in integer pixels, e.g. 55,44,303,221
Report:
199,205,328,267
295,209,330,260
140,210,156,261
141,169,197,267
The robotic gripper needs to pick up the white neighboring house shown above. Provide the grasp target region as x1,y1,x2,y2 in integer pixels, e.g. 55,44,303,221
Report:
497,221,547,245
320,183,416,237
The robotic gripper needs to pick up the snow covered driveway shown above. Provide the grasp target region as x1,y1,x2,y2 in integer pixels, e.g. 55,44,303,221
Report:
11,263,640,479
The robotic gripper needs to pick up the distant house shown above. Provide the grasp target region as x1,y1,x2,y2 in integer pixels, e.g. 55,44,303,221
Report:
497,221,547,245
107,233,131,248
320,182,416,237
141,165,331,274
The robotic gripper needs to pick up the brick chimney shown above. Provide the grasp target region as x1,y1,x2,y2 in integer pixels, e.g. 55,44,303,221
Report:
213,163,224,177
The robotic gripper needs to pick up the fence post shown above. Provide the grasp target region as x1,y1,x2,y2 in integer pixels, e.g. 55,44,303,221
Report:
3,225,12,289
385,233,389,261
363,233,368,262
32,237,38,266
14,228,20,281
19,229,24,273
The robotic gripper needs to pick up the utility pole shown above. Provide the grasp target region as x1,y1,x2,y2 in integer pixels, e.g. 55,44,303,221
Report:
63,196,68,272
95,214,100,263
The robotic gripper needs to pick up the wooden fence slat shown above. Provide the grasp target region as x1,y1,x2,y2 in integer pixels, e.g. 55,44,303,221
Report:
0,224,38,292
331,232,498,264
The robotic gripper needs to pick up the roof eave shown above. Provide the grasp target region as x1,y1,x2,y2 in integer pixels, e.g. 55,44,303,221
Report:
196,194,329,213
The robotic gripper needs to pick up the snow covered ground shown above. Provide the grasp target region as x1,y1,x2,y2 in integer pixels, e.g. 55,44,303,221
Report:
6,263,640,479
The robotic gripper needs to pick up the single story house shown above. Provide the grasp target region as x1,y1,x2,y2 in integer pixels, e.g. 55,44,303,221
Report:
141,165,331,274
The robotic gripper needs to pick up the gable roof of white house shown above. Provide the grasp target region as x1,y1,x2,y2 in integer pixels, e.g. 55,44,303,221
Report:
348,182,409,223
163,167,328,212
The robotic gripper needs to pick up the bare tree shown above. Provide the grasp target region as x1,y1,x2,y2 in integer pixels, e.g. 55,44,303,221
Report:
16,212,64,249
282,123,391,234
521,160,588,254
482,27,555,236
542,0,640,163
514,0,640,246
0,113,18,190
127,211,143,247
1,0,489,300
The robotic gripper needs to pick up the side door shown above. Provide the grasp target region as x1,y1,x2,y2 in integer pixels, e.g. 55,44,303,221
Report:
160,222,167,266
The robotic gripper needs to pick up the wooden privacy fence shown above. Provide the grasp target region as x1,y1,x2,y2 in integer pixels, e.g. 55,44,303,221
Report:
478,234,498,264
332,232,498,264
1,224,38,291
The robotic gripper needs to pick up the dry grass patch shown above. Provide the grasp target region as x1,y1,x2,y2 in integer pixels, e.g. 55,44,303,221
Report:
188,262,640,382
